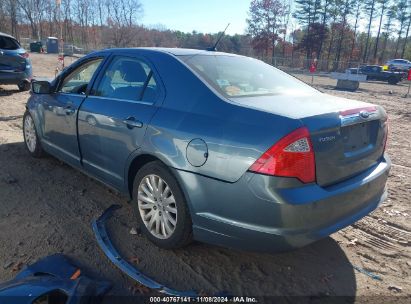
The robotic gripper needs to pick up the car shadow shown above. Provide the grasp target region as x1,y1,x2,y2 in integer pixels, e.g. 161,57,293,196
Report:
0,115,23,122
108,201,357,301
0,141,356,301
0,87,20,96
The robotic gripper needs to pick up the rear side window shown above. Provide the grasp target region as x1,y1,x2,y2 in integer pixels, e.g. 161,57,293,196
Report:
0,36,20,50
180,55,316,98
92,56,159,103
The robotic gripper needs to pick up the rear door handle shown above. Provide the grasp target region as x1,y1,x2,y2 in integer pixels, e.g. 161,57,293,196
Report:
65,106,75,115
123,117,143,129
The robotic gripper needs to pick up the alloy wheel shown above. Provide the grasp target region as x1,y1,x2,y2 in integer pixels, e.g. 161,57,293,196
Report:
137,174,177,239
24,115,37,153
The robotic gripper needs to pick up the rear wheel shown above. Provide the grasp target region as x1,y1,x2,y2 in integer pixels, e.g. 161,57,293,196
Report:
132,161,192,249
23,111,44,157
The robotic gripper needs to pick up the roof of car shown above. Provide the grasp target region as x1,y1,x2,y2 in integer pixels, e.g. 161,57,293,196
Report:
101,47,241,57
0,32,16,39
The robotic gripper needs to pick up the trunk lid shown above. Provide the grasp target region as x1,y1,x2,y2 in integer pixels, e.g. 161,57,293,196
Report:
302,106,387,186
231,92,388,186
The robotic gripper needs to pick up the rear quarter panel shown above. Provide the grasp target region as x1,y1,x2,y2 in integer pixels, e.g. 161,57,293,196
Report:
139,52,302,183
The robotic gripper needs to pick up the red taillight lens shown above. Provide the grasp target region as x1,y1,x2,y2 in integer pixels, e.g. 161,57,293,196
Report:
249,127,316,183
18,52,29,58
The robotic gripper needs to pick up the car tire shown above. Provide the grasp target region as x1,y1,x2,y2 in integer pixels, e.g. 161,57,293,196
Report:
388,77,398,85
132,161,193,249
23,111,44,158
18,81,31,91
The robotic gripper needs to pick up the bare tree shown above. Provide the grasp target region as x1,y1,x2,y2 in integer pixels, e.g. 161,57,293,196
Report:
247,0,288,62
363,0,376,62
372,0,387,61
349,0,363,62
401,11,411,58
380,5,396,61
394,0,408,57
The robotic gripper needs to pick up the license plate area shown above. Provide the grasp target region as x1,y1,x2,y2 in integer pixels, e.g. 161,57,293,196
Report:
342,122,371,152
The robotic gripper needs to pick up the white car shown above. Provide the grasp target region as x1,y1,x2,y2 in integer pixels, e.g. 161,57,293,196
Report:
386,59,411,71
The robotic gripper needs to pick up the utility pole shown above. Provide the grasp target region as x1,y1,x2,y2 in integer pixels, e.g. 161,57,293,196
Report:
55,0,64,76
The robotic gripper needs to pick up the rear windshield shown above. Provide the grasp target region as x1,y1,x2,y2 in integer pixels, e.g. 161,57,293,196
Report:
179,54,316,98
0,36,20,50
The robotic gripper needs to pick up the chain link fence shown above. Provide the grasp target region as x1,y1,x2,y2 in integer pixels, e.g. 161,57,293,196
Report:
262,56,375,74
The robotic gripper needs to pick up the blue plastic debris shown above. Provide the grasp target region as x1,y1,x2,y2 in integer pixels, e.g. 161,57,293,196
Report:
92,204,198,297
0,254,111,304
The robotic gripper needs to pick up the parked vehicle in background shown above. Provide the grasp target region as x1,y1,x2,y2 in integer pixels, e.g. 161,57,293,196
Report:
348,65,404,84
23,48,390,252
0,32,32,91
386,59,411,71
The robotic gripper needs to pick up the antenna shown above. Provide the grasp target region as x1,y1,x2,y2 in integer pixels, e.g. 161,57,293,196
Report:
207,23,230,52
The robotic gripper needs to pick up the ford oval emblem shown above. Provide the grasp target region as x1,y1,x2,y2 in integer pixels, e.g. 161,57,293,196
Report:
359,110,370,119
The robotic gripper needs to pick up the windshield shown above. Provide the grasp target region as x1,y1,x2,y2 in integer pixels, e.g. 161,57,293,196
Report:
179,54,317,98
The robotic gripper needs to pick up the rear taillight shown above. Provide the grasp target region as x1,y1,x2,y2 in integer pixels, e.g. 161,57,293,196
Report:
18,52,29,58
249,127,316,183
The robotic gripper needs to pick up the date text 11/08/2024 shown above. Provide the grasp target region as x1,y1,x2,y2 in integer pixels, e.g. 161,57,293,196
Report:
149,296,258,303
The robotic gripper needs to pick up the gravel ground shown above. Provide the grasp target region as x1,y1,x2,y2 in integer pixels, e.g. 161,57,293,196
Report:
0,53,409,302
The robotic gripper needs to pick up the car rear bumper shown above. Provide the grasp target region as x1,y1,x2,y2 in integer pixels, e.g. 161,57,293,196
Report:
173,155,390,252
0,66,32,85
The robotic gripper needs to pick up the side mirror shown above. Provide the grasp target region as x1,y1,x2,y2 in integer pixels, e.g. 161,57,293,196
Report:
32,81,52,94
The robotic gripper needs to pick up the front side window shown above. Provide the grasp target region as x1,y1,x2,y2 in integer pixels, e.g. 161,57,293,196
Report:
93,56,158,102
179,54,317,98
59,58,103,94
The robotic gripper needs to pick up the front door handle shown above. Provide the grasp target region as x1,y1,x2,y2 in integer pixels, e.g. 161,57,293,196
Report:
123,117,143,129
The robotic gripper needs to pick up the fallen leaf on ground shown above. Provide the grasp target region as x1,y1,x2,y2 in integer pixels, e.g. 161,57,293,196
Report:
347,238,358,246
130,283,150,295
388,285,402,292
129,256,140,264
11,262,23,272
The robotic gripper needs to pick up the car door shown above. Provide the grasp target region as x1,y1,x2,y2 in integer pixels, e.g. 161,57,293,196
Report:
42,57,104,167
367,66,378,80
77,55,164,189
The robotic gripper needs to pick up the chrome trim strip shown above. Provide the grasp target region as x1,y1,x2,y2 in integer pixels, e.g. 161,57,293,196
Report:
87,95,154,106
340,111,379,127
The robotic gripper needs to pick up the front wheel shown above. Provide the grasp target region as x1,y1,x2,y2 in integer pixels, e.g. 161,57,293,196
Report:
18,81,31,91
23,111,44,157
388,77,398,85
132,161,192,249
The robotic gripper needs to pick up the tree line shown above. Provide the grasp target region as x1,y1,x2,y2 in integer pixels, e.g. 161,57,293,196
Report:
0,0,410,70
247,0,411,68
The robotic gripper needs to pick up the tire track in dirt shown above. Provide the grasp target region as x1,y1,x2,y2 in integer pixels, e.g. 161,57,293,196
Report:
339,227,400,257
352,216,410,248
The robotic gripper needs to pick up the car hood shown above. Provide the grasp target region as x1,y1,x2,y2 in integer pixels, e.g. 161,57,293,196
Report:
230,92,373,119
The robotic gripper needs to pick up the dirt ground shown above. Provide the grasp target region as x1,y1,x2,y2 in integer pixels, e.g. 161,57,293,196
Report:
0,53,410,302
